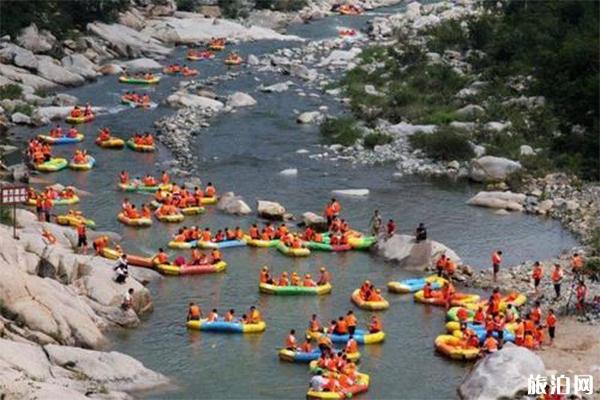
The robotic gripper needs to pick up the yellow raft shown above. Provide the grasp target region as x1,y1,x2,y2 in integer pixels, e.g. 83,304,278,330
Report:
96,137,125,149
306,373,370,399
155,213,184,223
259,282,332,296
117,212,152,227
351,289,389,311
56,214,96,229
434,334,480,360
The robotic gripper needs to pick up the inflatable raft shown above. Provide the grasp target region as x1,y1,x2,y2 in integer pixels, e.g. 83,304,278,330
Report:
167,240,197,249
306,329,385,345
278,348,359,363
26,195,79,206
186,319,266,333
259,282,332,296
118,76,160,84
275,242,310,257
306,242,352,252
126,139,155,152
347,236,376,250
197,239,246,249
34,158,68,172
351,289,389,311
434,334,480,360
387,275,446,294
157,261,226,276
99,247,154,268
96,137,125,149
306,373,369,399
414,290,480,307
117,182,171,193
117,212,152,227
68,156,95,171
66,114,94,124
243,235,280,248
37,134,84,145
56,214,96,229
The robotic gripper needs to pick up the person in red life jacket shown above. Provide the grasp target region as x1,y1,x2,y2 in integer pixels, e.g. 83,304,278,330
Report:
481,332,498,354
551,264,563,300
249,224,260,240
436,254,447,277
492,250,503,282
308,314,321,333
570,252,584,277
532,261,544,295
575,280,588,314
531,301,542,325
386,219,396,237
205,182,216,198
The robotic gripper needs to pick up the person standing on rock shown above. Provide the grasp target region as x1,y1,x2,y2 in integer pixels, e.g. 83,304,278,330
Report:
551,264,564,300
532,261,544,295
570,253,584,279
42,195,53,223
436,254,447,277
114,254,129,284
369,210,382,236
491,250,503,282
386,219,396,238
122,288,134,311
575,280,588,314
76,222,88,255
415,223,427,242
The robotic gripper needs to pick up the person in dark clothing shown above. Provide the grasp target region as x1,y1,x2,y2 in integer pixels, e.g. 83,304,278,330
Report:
415,223,427,242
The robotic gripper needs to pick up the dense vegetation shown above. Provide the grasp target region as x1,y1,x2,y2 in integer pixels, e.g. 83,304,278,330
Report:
0,0,128,39
319,117,362,146
334,0,599,180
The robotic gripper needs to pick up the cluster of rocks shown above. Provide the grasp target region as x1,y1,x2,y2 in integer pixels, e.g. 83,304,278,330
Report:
0,208,167,397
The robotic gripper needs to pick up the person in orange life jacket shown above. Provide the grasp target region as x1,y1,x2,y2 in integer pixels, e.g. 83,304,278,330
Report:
444,258,457,282
309,314,322,333
369,315,382,333
259,266,271,284
42,195,53,223
285,329,297,350
334,317,348,335
317,267,331,285
298,336,312,353
317,330,333,354
546,308,557,345
187,302,202,321
249,224,260,239
491,250,503,282
303,274,316,287
513,317,525,346
153,248,169,265
205,182,216,197
481,332,498,353
493,315,506,347
436,254,447,277
278,272,289,286
570,252,584,276
551,264,563,299
76,222,88,254
532,261,544,295
210,249,222,263
214,229,225,242
67,127,78,138
224,227,236,241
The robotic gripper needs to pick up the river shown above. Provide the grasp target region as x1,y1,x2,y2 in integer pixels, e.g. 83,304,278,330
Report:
9,3,577,399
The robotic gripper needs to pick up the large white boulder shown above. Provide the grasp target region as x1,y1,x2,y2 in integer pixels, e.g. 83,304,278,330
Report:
227,92,256,108
61,53,99,80
375,234,461,269
147,17,303,44
166,91,224,111
121,58,163,71
317,47,362,67
0,43,39,70
469,156,522,182
297,111,323,124
302,212,328,232
257,200,286,220
331,189,370,197
36,56,85,86
386,122,437,136
467,191,526,212
0,63,56,90
16,24,56,54
455,104,485,119
217,192,252,215
285,63,318,81
87,22,170,58
459,343,545,400
260,81,292,93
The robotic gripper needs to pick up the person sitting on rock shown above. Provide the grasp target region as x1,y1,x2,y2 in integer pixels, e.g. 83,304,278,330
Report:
415,222,427,242
121,288,134,311
114,254,128,284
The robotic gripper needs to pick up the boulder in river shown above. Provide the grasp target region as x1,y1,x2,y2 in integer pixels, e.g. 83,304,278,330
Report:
279,168,298,176
227,92,256,108
317,47,362,67
469,156,522,182
257,200,286,220
331,189,370,197
302,212,328,232
467,191,526,212
166,91,224,111
260,81,292,93
458,343,545,400
217,192,252,215
297,111,323,124
121,58,163,71
375,234,461,270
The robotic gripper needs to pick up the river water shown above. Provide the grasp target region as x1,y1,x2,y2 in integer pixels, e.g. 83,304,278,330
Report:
9,4,577,399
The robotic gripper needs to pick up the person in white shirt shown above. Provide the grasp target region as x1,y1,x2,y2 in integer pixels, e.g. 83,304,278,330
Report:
121,288,134,310
310,371,327,392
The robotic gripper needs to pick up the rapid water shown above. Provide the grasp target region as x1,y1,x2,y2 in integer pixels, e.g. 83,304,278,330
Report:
9,4,577,399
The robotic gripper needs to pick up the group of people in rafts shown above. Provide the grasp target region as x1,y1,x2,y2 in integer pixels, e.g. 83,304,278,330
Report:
260,266,331,288
173,225,241,243
120,198,153,220
122,91,151,105
130,132,155,146
162,64,198,76
186,303,262,325
47,124,80,139
154,246,222,266
27,137,53,164
355,280,386,303
69,104,94,119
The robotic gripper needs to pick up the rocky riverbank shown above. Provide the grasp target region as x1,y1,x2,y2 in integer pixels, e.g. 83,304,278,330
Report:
0,208,168,397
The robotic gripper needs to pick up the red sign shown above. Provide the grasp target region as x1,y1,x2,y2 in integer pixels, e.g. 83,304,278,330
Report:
0,185,28,205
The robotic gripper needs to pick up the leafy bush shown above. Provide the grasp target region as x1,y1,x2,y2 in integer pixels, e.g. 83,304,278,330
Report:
255,0,307,11
0,84,23,100
218,0,248,19
426,20,468,53
320,117,362,146
364,133,393,149
590,227,600,256
584,257,600,282
0,205,11,224
176,0,201,11
409,127,474,161
13,104,33,116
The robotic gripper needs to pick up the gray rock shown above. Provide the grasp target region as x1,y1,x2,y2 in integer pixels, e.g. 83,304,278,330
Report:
296,111,323,124
467,191,526,211
447,160,460,170
450,121,477,132
36,56,85,86
16,24,56,53
279,168,298,176
87,22,170,59
97,63,124,75
519,145,535,156
331,189,369,197
375,234,461,269
52,93,78,107
386,122,437,136
257,200,286,220
7,163,29,182
0,43,38,70
455,104,485,119
226,92,256,108
247,54,259,66
166,91,224,111
61,53,99,79
11,112,31,125
302,212,328,232
260,81,292,93
458,343,545,400
216,192,252,215
469,156,522,182
484,121,512,132
121,58,162,71
285,63,317,81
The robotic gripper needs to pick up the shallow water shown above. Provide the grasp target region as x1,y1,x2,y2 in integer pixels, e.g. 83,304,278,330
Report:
10,4,577,399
